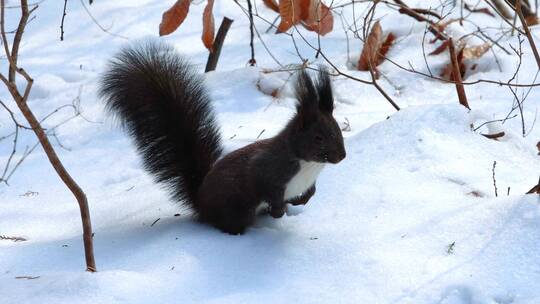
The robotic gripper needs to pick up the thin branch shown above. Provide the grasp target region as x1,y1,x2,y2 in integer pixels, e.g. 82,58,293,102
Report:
205,17,234,72
60,0,67,41
1,0,96,272
484,0,526,32
246,0,256,66
0,235,27,242
511,0,540,69
492,161,498,197
393,0,448,41
79,0,127,40
448,38,470,109
8,0,31,82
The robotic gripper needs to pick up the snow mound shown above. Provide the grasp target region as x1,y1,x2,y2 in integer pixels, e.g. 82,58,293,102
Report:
2,104,539,304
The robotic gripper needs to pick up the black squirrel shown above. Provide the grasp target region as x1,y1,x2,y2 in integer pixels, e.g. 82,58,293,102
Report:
99,41,346,234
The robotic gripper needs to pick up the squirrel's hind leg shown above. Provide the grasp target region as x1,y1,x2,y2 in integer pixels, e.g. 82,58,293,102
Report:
203,195,256,235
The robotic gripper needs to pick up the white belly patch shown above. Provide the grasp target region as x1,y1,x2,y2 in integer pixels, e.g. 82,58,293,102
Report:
284,161,325,200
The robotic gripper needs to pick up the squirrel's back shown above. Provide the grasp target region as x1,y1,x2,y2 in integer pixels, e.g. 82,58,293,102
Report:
99,41,223,209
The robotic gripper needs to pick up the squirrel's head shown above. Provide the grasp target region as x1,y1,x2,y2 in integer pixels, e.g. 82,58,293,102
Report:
290,68,346,164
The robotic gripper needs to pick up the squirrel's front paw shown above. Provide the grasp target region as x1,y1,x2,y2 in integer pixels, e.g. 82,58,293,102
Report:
270,205,286,218
288,195,310,206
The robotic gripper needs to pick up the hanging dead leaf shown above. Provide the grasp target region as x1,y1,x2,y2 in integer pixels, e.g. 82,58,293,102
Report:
159,0,191,36
526,15,540,26
429,40,450,55
358,21,383,71
438,41,490,79
376,32,396,65
301,1,334,36
263,0,280,13
433,18,459,36
319,3,334,35
277,0,305,33
463,42,492,60
274,0,335,35
436,18,460,32
357,21,395,73
202,0,215,51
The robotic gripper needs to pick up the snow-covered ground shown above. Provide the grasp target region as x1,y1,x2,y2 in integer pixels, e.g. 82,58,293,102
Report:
1,1,539,303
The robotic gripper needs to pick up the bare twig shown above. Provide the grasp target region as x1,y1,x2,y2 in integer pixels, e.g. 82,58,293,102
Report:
492,161,498,197
60,0,67,41
78,0,127,40
150,218,160,227
1,0,96,272
393,0,448,41
448,38,470,109
486,0,513,19
15,276,40,279
510,0,540,69
205,17,234,72
247,0,256,66
256,129,266,139
0,235,27,242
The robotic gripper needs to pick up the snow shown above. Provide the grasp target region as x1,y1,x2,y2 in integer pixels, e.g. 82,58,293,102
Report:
1,1,539,303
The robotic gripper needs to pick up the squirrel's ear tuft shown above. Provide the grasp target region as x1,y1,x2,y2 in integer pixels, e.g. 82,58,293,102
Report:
316,67,333,113
294,69,318,125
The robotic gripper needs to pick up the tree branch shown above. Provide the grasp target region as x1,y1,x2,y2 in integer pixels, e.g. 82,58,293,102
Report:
0,0,96,272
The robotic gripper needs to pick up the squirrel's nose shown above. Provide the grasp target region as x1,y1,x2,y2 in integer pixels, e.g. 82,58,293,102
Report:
329,148,346,164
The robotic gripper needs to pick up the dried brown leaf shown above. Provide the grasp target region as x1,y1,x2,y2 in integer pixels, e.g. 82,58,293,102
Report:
263,0,280,13
376,32,396,65
463,42,492,60
159,0,191,36
429,40,450,55
434,18,459,34
481,131,505,140
202,0,215,51
357,21,395,72
318,3,334,35
277,0,305,33
526,15,540,26
301,1,334,36
358,20,383,71
275,0,334,35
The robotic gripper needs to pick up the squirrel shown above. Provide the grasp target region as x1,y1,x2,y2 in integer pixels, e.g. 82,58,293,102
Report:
99,41,346,235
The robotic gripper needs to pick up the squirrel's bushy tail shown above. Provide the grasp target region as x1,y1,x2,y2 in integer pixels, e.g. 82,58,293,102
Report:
99,41,223,209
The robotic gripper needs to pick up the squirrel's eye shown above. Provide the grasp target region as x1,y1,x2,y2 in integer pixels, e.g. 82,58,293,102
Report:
315,135,323,143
